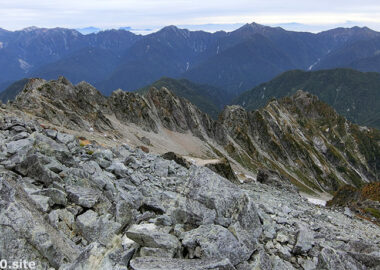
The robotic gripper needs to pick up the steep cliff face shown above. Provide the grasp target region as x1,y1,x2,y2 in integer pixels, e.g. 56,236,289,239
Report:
10,78,380,194
220,90,380,192
108,89,158,132
145,87,216,140
14,77,113,132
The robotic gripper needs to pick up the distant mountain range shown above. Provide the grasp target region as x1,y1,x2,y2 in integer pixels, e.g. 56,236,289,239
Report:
2,23,380,97
0,27,139,91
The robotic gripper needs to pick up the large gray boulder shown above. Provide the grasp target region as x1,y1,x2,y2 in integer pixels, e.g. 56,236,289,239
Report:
292,224,314,255
126,224,180,257
181,224,252,266
14,153,63,185
32,187,68,206
204,158,239,184
171,167,261,232
317,247,366,270
76,210,122,245
66,185,100,208
61,236,138,270
5,138,34,155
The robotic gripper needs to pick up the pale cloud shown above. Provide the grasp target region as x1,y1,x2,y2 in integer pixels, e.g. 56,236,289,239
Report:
0,0,380,32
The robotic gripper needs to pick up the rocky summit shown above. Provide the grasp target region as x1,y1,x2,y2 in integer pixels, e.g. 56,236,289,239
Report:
0,77,380,269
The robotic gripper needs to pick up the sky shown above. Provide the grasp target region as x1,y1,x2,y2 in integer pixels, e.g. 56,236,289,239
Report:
1,0,380,34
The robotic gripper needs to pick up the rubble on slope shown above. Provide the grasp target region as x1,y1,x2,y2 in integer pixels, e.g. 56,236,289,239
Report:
1,111,379,270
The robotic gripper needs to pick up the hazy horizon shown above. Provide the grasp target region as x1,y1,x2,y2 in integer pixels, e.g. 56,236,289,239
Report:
2,0,380,34
1,21,378,36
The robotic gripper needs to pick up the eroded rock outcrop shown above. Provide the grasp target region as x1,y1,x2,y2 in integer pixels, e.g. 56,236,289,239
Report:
10,78,380,195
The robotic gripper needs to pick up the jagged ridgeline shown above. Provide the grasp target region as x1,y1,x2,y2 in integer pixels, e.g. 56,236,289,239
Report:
8,77,380,195
136,77,233,119
233,68,380,129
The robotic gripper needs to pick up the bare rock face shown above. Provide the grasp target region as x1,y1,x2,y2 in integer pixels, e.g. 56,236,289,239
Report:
145,86,216,139
220,92,380,193
13,77,113,132
108,89,158,132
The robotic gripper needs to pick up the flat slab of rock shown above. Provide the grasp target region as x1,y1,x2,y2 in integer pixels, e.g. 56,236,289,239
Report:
32,187,67,206
6,138,33,155
126,224,180,251
66,185,100,208
130,257,236,270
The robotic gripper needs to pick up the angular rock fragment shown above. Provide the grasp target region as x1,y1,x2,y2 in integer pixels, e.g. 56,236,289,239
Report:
32,187,67,206
181,224,252,265
66,185,100,208
76,210,122,245
292,224,314,255
126,224,180,254
161,151,191,169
